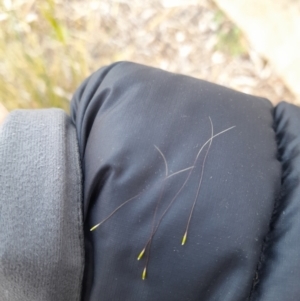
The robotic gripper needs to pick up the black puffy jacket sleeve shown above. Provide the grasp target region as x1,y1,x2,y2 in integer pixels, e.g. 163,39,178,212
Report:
71,62,300,301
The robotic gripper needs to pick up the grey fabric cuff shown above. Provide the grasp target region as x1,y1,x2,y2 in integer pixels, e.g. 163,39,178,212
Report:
0,109,84,301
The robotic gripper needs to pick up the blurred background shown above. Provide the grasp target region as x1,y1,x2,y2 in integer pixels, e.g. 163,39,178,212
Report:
1,0,299,111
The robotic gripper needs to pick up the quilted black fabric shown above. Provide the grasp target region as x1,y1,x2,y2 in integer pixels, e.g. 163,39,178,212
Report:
71,62,300,301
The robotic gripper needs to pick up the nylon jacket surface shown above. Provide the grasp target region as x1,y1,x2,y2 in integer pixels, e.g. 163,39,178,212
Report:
71,62,300,301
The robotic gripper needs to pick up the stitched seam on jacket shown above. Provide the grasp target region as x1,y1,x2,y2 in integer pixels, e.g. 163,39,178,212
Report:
247,105,284,301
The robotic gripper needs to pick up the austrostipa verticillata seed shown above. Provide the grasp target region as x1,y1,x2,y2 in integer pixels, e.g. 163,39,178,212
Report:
137,119,235,279
181,116,214,246
90,153,192,232
90,192,143,232
143,119,235,249
138,145,169,280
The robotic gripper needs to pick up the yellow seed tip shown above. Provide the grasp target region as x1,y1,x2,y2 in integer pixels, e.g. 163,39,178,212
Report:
137,248,145,260
142,267,147,280
90,223,100,231
182,232,187,245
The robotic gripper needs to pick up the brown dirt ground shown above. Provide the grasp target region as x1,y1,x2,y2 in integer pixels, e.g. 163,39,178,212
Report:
1,0,296,107
85,0,294,105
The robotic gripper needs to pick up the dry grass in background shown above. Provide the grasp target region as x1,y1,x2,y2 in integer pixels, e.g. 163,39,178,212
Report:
0,0,296,111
